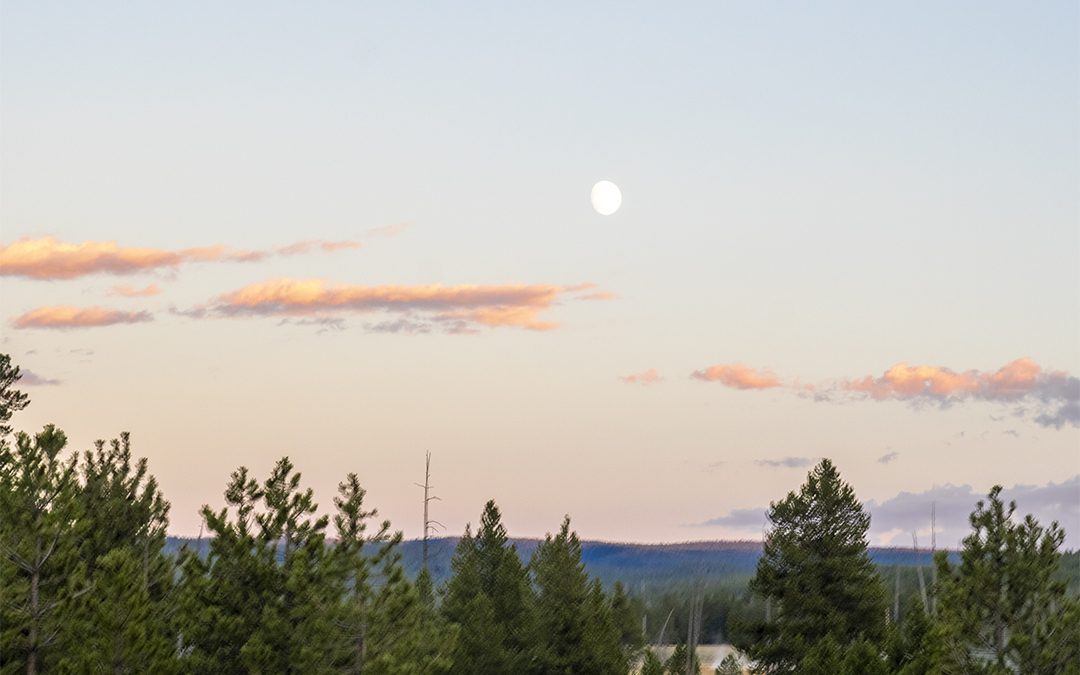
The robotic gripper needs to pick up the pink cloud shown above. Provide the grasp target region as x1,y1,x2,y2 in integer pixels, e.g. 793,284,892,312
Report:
620,369,663,385
184,278,610,332
0,236,363,280
110,283,162,298
12,305,153,329
691,364,781,390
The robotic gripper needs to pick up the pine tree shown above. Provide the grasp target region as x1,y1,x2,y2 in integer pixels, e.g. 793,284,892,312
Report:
441,500,534,674
638,649,665,675
58,548,177,674
240,458,337,674
530,516,627,675
331,472,454,675
740,459,888,673
610,581,645,657
885,597,939,675
60,433,176,673
0,425,81,675
935,486,1080,674
663,641,699,675
0,354,29,437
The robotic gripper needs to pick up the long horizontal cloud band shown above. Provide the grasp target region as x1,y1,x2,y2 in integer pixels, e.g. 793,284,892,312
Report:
12,306,153,329
692,358,1079,429
183,278,608,331
0,236,362,280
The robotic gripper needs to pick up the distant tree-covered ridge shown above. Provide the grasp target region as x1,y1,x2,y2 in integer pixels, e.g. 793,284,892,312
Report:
1,352,1077,674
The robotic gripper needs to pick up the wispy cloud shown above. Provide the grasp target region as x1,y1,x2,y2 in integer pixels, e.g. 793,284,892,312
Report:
691,364,780,390
12,305,153,329
0,236,363,280
365,223,410,239
878,451,900,464
20,369,62,386
110,283,162,298
755,456,815,469
180,278,609,332
620,368,663,385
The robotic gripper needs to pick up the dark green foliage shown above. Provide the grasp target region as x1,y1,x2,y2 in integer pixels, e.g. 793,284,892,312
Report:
638,648,665,675
740,459,888,673
331,473,454,674
885,597,939,675
0,426,80,674
62,433,176,674
441,500,534,674
935,486,1080,674
177,458,341,673
610,580,646,656
0,354,29,437
663,641,699,674
714,653,742,675
59,547,177,674
530,516,627,675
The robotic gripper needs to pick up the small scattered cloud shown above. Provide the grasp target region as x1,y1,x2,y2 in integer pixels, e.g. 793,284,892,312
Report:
20,369,61,386
756,456,815,469
278,316,346,334
365,223,410,238
620,368,662,386
0,236,362,280
178,278,610,333
274,240,361,256
1002,429,1020,437
691,364,781,390
698,506,768,529
111,283,162,298
878,451,899,464
12,305,153,329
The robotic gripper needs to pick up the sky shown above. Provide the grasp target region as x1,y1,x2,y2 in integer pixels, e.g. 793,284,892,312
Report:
2,1,1078,548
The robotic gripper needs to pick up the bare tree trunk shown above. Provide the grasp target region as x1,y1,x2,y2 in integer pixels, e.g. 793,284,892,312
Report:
912,532,928,610
894,566,901,623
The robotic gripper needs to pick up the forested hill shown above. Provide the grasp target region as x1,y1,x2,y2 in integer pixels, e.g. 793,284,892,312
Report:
166,536,947,587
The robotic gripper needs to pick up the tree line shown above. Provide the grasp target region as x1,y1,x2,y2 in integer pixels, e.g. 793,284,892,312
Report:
0,354,639,674
2,351,1078,674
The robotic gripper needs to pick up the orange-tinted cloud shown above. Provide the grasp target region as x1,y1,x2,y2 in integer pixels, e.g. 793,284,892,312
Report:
621,369,663,385
274,240,362,256
840,358,1079,428
110,283,162,298
843,358,1063,403
0,236,363,280
12,305,153,329
691,363,781,389
191,278,607,332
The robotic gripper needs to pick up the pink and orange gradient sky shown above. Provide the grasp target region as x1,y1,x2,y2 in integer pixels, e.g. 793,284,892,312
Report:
2,1,1077,547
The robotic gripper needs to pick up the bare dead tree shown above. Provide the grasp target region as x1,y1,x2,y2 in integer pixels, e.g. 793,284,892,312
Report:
414,451,443,573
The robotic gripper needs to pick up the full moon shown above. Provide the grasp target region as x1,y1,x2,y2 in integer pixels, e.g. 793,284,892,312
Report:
590,180,622,215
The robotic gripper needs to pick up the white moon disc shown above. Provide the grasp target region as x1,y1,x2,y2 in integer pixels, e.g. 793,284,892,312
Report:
590,180,622,215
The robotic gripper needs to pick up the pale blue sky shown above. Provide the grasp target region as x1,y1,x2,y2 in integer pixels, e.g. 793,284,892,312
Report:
2,1,1077,543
